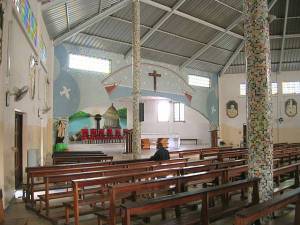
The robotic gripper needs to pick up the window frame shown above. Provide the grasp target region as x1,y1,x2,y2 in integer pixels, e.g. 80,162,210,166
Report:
173,102,185,122
282,81,300,95
68,53,112,74
188,75,211,88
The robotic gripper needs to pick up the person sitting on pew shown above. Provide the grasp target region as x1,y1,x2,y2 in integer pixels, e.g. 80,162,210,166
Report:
150,143,170,161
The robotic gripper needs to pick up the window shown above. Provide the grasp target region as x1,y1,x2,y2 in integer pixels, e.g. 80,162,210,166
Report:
69,54,111,73
272,82,278,95
240,84,246,96
158,101,170,122
240,82,278,95
282,82,300,94
188,75,210,87
174,102,185,122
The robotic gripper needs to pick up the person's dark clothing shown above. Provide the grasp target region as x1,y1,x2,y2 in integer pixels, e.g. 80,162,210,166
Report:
150,147,170,161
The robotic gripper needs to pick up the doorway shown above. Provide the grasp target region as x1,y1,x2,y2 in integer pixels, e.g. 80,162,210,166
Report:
14,112,23,189
242,123,247,147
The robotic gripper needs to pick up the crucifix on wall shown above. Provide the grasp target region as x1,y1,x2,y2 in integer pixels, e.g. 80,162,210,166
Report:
148,70,161,92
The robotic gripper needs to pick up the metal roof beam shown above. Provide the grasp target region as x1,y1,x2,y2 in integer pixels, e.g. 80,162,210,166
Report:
65,1,70,31
53,0,130,46
218,0,279,75
278,0,290,72
219,40,245,76
140,0,244,40
110,16,233,53
213,0,244,14
125,0,187,58
268,0,278,11
79,32,223,67
271,34,300,39
180,15,243,69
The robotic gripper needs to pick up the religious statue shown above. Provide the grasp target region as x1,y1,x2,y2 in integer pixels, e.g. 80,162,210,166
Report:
226,100,238,118
56,120,67,144
29,55,38,100
285,99,297,117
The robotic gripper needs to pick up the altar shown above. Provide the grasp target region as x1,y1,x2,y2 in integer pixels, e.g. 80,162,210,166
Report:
141,133,180,150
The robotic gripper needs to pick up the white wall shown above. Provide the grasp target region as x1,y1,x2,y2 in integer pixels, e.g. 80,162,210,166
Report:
219,71,300,146
0,0,54,207
119,98,210,145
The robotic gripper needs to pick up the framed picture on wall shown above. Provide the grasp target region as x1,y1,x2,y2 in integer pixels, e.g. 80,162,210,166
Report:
226,100,238,118
285,99,297,117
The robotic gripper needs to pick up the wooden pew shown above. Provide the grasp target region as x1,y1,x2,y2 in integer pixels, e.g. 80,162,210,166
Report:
169,147,235,158
63,168,183,224
25,158,188,203
234,187,300,225
70,162,248,225
98,165,249,225
38,163,190,218
273,162,300,194
120,178,260,225
53,155,114,164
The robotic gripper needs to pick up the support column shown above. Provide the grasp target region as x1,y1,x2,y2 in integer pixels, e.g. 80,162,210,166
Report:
244,0,273,202
132,0,141,158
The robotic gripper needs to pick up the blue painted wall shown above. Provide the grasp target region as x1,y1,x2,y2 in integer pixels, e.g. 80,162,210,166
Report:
53,43,219,128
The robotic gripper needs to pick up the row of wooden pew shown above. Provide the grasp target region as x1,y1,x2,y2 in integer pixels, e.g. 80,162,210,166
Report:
23,145,300,225
25,145,299,224
52,151,113,164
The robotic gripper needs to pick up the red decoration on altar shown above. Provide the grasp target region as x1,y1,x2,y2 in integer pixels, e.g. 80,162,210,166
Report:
184,91,192,102
104,83,118,95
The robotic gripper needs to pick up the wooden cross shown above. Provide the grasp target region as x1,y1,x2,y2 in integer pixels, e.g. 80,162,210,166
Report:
148,70,161,92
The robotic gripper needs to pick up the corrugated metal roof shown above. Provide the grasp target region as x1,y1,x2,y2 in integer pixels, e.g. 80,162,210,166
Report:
43,3,67,38
148,0,178,8
284,38,300,49
112,2,166,27
270,20,284,36
179,0,241,29
67,0,99,28
159,14,219,44
68,33,130,54
286,18,300,35
282,49,300,62
231,21,244,35
269,0,285,18
218,0,243,11
288,0,300,17
41,0,300,74
85,17,149,43
198,48,232,65
213,34,241,51
187,60,223,73
226,65,245,74
232,51,245,65
143,32,202,58
281,62,300,71
141,48,186,66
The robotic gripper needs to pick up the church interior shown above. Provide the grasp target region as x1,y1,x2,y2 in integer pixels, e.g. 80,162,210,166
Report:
0,0,300,224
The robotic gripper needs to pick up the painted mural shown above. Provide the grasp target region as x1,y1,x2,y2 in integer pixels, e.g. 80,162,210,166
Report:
53,43,220,141
68,105,127,142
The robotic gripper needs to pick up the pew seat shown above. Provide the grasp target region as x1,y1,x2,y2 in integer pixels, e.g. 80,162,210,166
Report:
235,187,300,225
